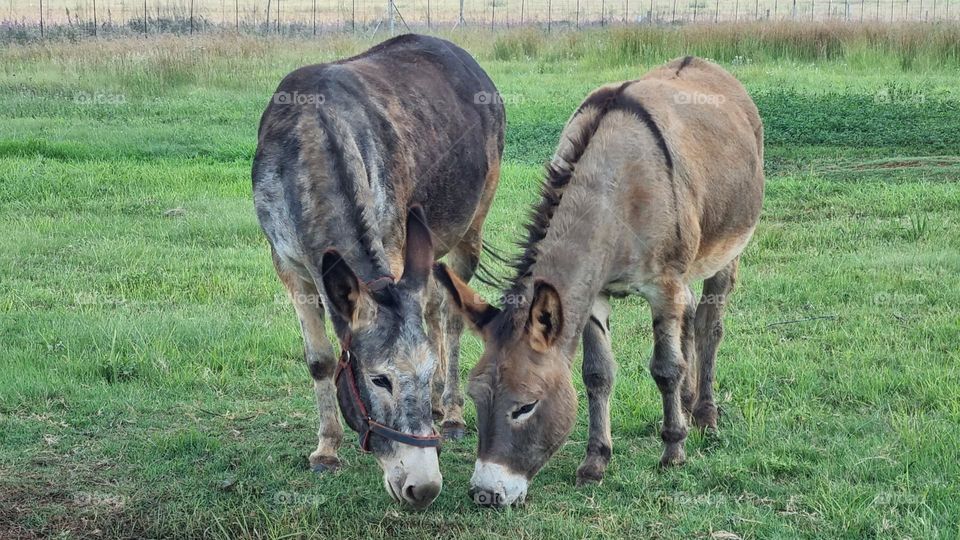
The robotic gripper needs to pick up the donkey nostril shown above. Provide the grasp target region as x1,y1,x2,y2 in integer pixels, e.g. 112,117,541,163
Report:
404,481,441,509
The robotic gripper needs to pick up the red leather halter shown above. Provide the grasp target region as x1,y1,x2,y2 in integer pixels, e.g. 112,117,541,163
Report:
334,349,442,452
333,275,441,453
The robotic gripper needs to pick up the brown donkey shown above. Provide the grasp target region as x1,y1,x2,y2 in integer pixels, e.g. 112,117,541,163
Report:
435,56,763,507
252,34,504,509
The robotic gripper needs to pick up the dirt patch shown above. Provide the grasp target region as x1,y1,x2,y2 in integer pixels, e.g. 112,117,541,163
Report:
0,467,148,539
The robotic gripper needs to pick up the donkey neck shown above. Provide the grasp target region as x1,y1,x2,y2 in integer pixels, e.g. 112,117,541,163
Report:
522,174,618,355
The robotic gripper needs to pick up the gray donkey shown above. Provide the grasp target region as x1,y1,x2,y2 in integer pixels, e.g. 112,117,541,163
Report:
252,34,504,509
435,56,764,506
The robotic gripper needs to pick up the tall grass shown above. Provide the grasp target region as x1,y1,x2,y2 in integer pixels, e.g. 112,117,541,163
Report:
487,22,960,68
1,22,958,97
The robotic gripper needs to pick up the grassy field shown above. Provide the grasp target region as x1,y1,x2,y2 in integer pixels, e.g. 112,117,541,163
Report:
1,24,959,539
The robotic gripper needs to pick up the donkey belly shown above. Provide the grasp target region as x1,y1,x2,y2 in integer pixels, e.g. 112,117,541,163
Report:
685,227,755,281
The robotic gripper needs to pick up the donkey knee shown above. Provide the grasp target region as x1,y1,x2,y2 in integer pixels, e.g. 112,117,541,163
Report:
307,356,336,380
650,356,685,392
583,369,613,395
696,317,724,341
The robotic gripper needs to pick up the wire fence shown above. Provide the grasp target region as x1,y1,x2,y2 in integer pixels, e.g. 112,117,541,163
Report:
4,0,959,38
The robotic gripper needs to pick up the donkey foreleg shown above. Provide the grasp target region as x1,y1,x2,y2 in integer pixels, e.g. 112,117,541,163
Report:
576,297,616,486
273,251,343,473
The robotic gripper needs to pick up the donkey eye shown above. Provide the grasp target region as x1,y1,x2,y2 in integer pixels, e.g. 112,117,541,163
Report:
511,401,539,420
371,375,393,393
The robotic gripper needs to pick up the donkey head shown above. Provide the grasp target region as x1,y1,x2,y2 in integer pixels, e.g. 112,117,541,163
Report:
320,207,441,510
434,264,577,508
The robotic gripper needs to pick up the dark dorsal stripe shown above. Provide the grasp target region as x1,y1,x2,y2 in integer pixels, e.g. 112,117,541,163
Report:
676,55,695,76
308,101,394,283
605,96,675,172
506,82,674,300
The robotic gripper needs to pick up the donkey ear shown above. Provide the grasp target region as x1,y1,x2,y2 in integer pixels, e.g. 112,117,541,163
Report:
433,262,500,333
399,205,434,291
527,280,563,353
320,250,375,330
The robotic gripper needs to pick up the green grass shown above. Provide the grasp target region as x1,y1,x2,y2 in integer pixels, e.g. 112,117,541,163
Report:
1,26,959,539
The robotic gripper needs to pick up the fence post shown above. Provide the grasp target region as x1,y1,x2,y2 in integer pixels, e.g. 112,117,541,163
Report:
143,0,148,35
548,0,552,31
277,0,281,33
388,0,394,34
673,0,678,20
492,0,496,29
92,0,97,36
39,0,44,38
734,0,739,20
190,0,195,34
792,0,797,18
459,0,464,26
602,0,606,24
576,0,581,27
714,0,719,21
265,0,271,32
693,0,698,21
755,0,759,18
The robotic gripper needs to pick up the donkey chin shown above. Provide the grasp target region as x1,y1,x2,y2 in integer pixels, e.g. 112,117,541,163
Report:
379,445,443,510
468,461,529,508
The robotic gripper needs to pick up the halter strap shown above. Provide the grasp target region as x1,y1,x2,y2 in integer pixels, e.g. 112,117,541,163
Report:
334,349,441,453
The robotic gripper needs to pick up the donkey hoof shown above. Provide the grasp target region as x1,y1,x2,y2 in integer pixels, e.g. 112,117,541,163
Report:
659,444,686,468
309,456,341,474
575,465,605,486
441,420,466,441
692,403,719,432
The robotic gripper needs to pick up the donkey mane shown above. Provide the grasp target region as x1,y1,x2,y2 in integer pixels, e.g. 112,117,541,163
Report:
504,80,677,304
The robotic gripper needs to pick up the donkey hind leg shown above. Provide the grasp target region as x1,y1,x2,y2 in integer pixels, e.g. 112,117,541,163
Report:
692,257,739,431
576,297,616,486
679,286,698,416
273,252,343,473
436,231,483,440
648,279,691,467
